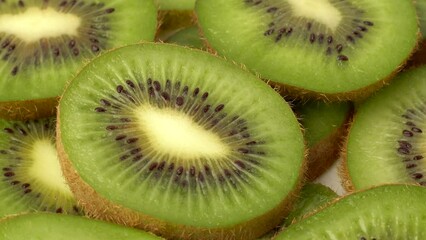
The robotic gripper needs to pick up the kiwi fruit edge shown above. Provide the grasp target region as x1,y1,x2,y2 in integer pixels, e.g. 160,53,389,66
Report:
0,212,163,240
195,0,420,101
0,117,79,217
296,101,353,181
258,183,338,240
56,42,306,240
0,0,157,120
274,184,426,239
406,0,426,68
340,66,426,192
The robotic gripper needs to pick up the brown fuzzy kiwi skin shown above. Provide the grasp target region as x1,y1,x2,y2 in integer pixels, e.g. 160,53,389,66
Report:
304,104,354,181
57,109,307,240
0,97,58,120
156,10,197,40
405,39,426,68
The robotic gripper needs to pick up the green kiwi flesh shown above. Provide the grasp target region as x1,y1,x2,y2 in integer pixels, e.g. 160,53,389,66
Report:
196,0,419,100
155,0,195,11
258,183,337,240
297,100,352,180
275,184,426,239
57,43,305,239
165,26,204,49
0,117,79,217
0,0,157,119
406,0,426,67
343,66,426,191
0,213,163,239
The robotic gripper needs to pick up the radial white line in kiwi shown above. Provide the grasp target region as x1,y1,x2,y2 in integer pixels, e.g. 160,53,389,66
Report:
196,0,419,100
275,184,426,239
342,66,426,191
57,43,305,240
0,0,157,120
0,117,79,217
0,213,163,240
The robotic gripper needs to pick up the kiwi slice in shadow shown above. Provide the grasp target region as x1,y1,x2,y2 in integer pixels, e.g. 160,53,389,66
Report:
165,26,204,49
0,117,79,217
342,66,426,191
0,213,163,239
258,183,337,240
0,0,157,120
155,0,196,40
275,184,426,239
196,0,419,101
57,43,305,240
296,100,353,181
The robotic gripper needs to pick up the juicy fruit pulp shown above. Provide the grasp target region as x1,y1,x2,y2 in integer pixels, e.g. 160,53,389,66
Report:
0,213,163,240
58,43,305,239
275,185,426,239
0,0,157,119
343,66,426,190
196,0,419,99
0,118,78,217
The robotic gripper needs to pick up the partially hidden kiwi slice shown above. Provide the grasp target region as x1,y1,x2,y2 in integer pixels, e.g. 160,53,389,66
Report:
407,0,426,67
165,26,204,49
258,183,337,240
342,66,426,191
275,184,426,239
297,100,353,180
0,0,157,120
196,0,419,100
155,0,196,40
0,213,163,239
57,43,305,239
0,117,79,217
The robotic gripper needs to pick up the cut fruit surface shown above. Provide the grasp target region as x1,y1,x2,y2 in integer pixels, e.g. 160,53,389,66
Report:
0,0,157,119
275,184,426,239
343,66,426,190
0,213,162,239
196,0,419,100
58,43,305,239
0,118,79,217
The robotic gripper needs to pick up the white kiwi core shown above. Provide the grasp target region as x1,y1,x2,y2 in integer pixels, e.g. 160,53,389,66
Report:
0,7,81,43
29,140,72,194
287,0,342,31
135,106,230,159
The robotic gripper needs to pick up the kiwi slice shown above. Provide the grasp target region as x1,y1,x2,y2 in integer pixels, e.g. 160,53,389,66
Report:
196,0,419,100
0,117,79,217
406,0,426,68
275,184,426,239
165,26,204,49
297,100,353,180
0,0,157,120
258,183,338,239
57,43,305,239
0,213,163,239
342,66,426,191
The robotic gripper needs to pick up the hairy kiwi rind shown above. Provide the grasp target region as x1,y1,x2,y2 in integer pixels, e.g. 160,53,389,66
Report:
0,97,58,120
57,114,306,240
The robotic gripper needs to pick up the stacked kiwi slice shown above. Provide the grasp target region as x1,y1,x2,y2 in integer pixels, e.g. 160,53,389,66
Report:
0,0,157,119
1,0,426,239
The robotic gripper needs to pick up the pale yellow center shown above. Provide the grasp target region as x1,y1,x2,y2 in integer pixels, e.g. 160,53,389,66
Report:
0,7,81,43
29,140,72,194
288,0,342,31
135,107,229,159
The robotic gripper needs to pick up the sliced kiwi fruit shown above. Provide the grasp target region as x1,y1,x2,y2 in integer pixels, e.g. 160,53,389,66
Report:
155,0,196,40
406,0,426,67
342,66,426,191
0,213,163,239
0,117,79,217
0,0,157,120
165,26,204,49
258,183,337,239
57,43,305,239
196,0,419,100
297,100,353,180
275,184,426,239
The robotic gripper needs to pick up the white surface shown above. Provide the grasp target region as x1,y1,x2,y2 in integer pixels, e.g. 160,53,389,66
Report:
315,157,346,196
